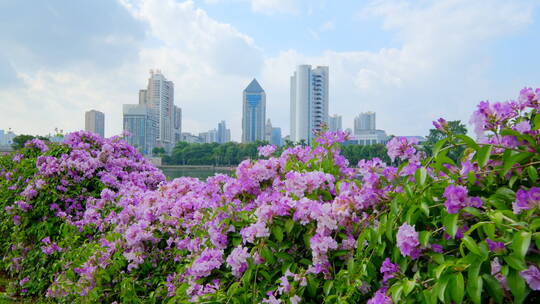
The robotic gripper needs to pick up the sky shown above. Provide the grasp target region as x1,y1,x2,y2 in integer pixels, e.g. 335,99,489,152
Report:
0,0,539,141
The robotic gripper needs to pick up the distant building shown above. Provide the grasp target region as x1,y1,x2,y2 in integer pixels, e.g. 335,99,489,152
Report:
353,111,387,145
173,106,182,144
242,79,266,143
290,65,329,143
329,114,342,132
181,132,202,144
217,120,231,143
354,112,376,134
271,127,282,146
0,130,16,146
123,104,158,155
353,130,388,145
85,110,105,137
265,119,273,143
139,70,180,153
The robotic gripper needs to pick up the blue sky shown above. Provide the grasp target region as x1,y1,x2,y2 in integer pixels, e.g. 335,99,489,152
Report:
0,0,539,140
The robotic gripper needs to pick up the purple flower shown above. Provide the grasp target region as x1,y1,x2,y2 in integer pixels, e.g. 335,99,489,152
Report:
386,137,417,162
367,287,392,304
189,248,224,279
380,258,399,283
226,246,250,277
258,145,277,157
431,244,443,253
513,187,540,214
520,265,540,290
486,239,505,252
15,200,32,212
432,118,448,132
443,185,483,213
396,224,421,259
19,277,29,286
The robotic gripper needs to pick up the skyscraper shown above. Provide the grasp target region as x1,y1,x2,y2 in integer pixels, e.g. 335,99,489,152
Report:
173,106,182,143
290,65,329,143
139,70,177,152
137,70,181,153
271,127,282,146
85,110,105,137
354,112,376,134
329,114,342,132
265,119,273,143
353,111,387,145
217,120,230,143
123,104,158,155
242,79,266,143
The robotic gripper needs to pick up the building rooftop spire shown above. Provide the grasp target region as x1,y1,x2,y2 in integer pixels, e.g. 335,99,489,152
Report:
244,78,264,93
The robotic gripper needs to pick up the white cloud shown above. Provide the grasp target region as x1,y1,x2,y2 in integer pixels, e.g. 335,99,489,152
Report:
258,0,537,136
250,0,299,14
1,0,538,142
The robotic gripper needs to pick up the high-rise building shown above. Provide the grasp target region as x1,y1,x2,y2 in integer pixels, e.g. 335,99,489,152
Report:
329,114,342,132
352,111,387,145
85,110,105,137
290,65,329,143
271,127,282,146
123,104,158,155
265,119,273,143
242,79,266,143
173,106,182,144
134,70,182,154
217,120,230,143
354,112,376,133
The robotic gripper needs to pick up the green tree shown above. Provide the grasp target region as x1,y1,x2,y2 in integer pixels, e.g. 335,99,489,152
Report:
424,120,467,161
11,134,48,150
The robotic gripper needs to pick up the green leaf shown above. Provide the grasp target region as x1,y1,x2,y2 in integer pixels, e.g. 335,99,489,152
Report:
476,144,492,168
389,283,404,303
415,167,427,186
462,236,481,256
434,274,450,303
534,114,540,130
508,269,527,304
482,274,503,304
432,138,448,156
467,259,483,304
455,134,480,151
443,213,459,238
512,231,531,258
529,166,538,183
284,219,295,234
449,272,465,304
466,276,483,304
503,152,533,176
307,275,318,298
419,231,431,247
403,279,416,296
323,280,334,296
504,254,526,271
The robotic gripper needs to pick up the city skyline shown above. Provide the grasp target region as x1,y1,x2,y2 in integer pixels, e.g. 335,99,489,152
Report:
1,1,539,141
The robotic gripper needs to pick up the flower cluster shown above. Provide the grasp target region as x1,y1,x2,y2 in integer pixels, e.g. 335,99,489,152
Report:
1,87,540,303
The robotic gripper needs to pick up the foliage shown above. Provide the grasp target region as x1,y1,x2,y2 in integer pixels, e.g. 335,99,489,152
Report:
167,140,388,167
423,120,468,161
0,87,540,303
11,135,49,150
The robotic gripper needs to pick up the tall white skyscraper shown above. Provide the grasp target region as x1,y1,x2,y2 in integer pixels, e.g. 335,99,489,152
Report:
85,110,105,137
354,111,376,133
138,70,181,153
329,114,342,132
290,65,329,143
242,79,266,143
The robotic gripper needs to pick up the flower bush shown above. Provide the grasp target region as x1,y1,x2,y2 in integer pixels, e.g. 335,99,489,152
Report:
0,87,540,303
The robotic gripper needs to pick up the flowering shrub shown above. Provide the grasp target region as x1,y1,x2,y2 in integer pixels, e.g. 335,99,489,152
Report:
1,88,540,303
